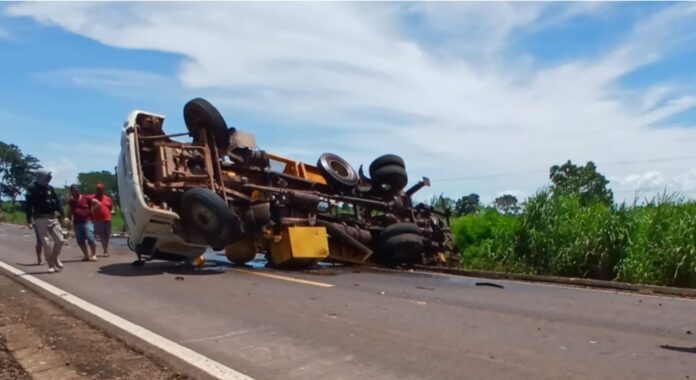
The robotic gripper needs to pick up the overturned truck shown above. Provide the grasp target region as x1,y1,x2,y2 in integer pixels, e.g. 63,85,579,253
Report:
117,98,456,268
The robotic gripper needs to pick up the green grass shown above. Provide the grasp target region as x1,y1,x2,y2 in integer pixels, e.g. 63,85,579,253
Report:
0,203,27,225
450,190,696,288
618,194,696,287
1,202,124,233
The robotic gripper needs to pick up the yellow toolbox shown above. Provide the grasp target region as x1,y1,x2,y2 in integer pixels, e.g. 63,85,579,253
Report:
270,226,329,265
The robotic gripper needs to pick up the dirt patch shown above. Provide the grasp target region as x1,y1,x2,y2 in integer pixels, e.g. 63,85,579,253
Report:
0,335,31,380
0,273,190,380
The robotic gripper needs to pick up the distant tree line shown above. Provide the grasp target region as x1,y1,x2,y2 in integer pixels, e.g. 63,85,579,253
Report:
429,160,613,216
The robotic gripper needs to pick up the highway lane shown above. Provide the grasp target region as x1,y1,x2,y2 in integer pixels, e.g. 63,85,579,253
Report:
1,223,695,379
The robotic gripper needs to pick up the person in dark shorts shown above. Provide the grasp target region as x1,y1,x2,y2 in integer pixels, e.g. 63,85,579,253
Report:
67,184,97,261
91,183,113,257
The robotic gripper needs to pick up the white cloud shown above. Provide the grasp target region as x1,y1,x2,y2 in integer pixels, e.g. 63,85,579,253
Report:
42,158,78,187
612,171,665,190
671,168,696,194
6,2,696,203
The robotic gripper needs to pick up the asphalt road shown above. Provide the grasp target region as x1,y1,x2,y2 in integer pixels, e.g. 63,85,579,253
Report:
0,223,694,380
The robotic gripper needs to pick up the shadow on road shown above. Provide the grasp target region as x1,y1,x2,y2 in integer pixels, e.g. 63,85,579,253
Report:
98,262,226,277
660,344,696,354
15,262,44,267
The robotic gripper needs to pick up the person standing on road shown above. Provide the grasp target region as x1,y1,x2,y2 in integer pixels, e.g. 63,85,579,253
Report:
91,183,113,257
67,184,97,261
25,170,68,273
33,224,43,265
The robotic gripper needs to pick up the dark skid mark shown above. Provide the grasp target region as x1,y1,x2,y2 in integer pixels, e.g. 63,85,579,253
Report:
660,345,696,354
476,282,505,289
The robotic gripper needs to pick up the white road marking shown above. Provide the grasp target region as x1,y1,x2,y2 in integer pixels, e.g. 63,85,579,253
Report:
235,268,334,288
0,260,254,380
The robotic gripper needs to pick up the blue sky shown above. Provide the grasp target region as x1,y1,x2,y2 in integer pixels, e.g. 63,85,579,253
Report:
1,2,696,204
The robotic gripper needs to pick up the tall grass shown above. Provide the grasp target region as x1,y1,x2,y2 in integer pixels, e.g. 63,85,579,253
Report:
618,194,696,287
450,190,696,288
516,189,629,280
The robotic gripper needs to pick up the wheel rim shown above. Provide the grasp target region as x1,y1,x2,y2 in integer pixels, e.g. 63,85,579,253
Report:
330,160,350,179
191,203,219,234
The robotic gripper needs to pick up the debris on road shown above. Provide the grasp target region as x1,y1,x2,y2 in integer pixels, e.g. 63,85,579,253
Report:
475,282,505,289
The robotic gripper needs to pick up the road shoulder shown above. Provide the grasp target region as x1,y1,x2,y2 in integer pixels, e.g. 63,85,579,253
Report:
0,272,190,380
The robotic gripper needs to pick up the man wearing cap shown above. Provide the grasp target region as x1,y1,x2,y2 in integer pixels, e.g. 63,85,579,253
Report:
91,183,113,257
25,170,68,273
67,184,97,261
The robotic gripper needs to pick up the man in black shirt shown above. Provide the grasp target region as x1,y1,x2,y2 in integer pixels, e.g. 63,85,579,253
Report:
25,170,68,273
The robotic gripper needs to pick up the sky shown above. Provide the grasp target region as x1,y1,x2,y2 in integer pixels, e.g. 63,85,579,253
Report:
1,2,696,205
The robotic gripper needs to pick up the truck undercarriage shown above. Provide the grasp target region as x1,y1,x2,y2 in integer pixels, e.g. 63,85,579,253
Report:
124,98,457,268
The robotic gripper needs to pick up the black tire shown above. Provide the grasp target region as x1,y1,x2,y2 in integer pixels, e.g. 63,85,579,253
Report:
369,154,405,177
317,153,359,188
377,233,424,265
379,223,420,243
180,188,243,249
183,98,231,151
372,164,408,192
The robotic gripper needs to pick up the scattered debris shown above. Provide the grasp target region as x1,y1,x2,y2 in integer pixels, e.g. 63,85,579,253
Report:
687,330,692,335
415,286,435,291
175,276,185,281
476,282,505,289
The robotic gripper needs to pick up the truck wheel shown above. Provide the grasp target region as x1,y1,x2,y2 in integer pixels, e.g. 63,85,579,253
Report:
369,154,405,177
184,98,231,151
379,223,420,242
372,164,408,193
225,238,257,265
180,187,243,249
317,153,359,188
377,233,424,266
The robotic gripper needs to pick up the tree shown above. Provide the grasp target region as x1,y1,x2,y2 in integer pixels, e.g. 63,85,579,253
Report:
0,142,41,205
549,160,613,206
77,170,117,199
454,193,480,216
429,193,455,214
494,194,520,214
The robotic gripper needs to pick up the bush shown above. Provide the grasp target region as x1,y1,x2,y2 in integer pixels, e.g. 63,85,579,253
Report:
451,208,524,272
